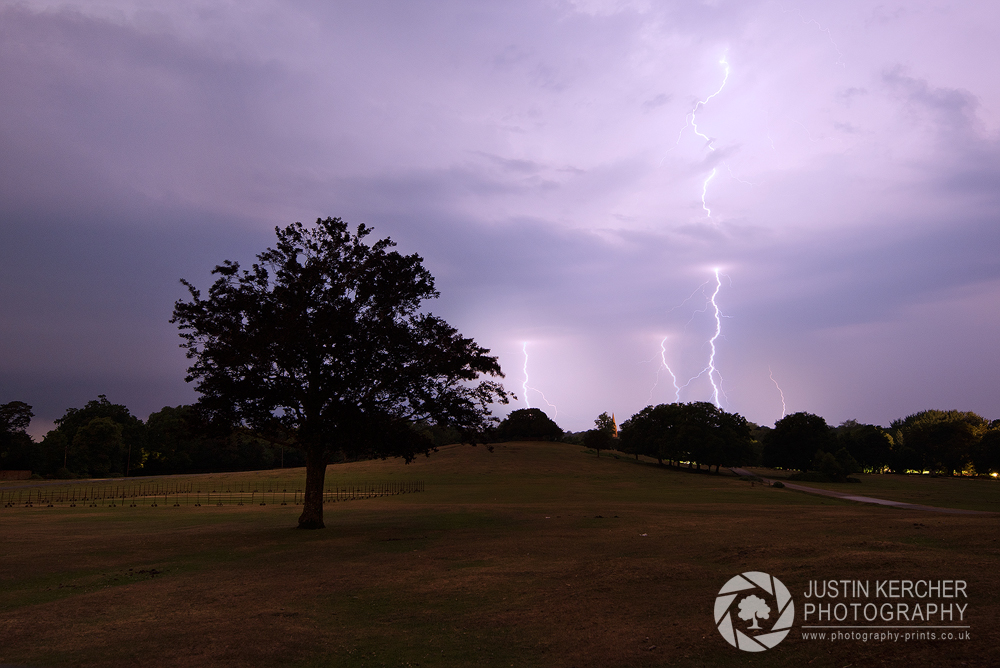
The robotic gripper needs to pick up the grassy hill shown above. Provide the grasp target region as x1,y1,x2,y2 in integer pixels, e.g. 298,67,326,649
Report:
0,442,997,667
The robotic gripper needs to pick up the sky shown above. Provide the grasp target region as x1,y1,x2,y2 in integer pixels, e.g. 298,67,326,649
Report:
3,0,1000,439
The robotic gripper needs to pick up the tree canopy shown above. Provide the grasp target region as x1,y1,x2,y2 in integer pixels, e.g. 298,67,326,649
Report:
618,402,753,471
0,401,34,471
582,411,617,457
890,410,988,476
496,408,563,441
171,217,510,528
761,412,835,472
37,395,144,477
835,421,893,472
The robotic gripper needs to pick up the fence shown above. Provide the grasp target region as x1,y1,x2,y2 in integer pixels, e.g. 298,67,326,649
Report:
0,480,423,509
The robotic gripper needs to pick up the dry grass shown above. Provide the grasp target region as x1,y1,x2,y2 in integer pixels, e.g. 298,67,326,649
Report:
0,442,997,667
748,467,1000,512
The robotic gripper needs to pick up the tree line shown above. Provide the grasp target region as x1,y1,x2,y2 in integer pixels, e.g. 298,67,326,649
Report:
495,404,755,473
758,409,1000,478
0,395,490,480
0,396,307,479
492,404,1000,479
6,398,1000,481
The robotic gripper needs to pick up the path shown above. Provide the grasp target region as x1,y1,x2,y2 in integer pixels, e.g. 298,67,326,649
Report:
729,468,992,516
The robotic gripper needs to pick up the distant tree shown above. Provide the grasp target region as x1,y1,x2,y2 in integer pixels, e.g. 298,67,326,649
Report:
0,401,35,471
809,447,861,482
38,431,68,476
890,444,922,474
143,405,292,475
891,410,987,475
143,405,204,474
0,401,32,434
583,428,612,457
172,218,509,529
836,421,893,473
39,396,144,477
585,412,618,457
411,421,463,449
595,412,617,438
497,408,562,442
72,417,125,478
761,412,835,472
747,423,770,466
618,402,752,471
971,429,1000,475
677,402,754,473
619,404,679,465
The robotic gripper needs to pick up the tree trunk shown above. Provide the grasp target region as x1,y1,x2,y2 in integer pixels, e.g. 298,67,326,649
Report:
297,446,327,529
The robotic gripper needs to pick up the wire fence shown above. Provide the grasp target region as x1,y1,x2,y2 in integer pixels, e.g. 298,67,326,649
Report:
0,480,424,509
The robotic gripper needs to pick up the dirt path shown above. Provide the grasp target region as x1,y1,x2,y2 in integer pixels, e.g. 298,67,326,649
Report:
729,468,993,515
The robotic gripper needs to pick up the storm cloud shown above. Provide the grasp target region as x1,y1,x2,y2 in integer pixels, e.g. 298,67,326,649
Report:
3,0,1000,436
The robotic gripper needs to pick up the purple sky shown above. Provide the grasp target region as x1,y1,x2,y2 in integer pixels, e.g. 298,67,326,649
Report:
3,1,1000,438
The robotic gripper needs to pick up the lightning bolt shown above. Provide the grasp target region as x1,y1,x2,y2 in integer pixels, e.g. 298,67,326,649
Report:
769,366,787,419
671,52,732,219
725,162,754,186
700,268,724,407
647,336,682,403
784,9,845,68
701,168,718,217
650,269,728,408
687,53,730,150
521,342,558,417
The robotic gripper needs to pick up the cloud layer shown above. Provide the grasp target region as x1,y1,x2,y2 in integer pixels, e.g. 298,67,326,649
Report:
3,0,1000,436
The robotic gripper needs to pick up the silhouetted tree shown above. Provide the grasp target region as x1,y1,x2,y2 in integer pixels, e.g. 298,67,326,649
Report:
619,404,680,465
584,428,612,457
761,412,835,472
595,412,617,437
618,402,752,471
143,405,295,474
809,447,861,481
891,410,988,475
971,429,1000,475
39,395,144,477
585,411,618,457
836,420,894,473
172,217,509,529
143,405,205,474
497,408,562,441
72,417,124,478
0,401,35,471
677,402,754,472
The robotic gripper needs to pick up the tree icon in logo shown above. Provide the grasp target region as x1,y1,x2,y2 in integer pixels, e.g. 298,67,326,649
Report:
714,571,794,652
738,594,771,630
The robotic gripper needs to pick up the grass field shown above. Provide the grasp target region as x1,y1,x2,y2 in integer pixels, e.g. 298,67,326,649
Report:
748,467,1000,512
1,443,997,667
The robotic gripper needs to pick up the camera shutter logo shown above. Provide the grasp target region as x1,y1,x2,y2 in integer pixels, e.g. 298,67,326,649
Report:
714,571,794,652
